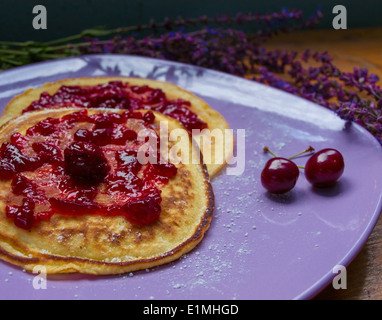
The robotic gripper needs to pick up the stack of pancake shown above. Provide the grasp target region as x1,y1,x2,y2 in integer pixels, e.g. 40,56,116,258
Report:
0,77,233,275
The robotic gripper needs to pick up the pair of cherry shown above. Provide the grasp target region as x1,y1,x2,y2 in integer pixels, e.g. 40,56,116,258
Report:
261,146,345,194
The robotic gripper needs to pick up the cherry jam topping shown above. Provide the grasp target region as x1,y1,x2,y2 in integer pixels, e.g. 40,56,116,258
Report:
64,141,110,186
23,81,207,133
0,142,41,179
1,110,177,230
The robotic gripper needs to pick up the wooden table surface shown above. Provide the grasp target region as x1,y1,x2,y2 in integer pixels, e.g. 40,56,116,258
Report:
266,27,382,300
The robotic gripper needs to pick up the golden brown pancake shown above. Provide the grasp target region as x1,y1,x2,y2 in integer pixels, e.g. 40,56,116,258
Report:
0,108,214,275
0,77,234,178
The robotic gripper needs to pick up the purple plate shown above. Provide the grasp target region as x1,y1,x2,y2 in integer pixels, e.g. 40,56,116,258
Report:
0,55,381,300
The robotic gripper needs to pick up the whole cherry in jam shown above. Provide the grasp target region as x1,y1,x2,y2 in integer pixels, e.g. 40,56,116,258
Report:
261,157,300,194
6,198,36,230
123,188,162,226
143,110,155,124
64,141,110,186
304,148,344,187
11,174,44,202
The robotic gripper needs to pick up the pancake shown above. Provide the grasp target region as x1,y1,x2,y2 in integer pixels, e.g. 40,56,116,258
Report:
0,108,214,275
0,77,234,178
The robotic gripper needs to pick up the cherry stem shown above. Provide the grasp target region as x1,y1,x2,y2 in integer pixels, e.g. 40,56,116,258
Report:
263,146,279,158
263,146,313,170
263,145,314,159
288,146,315,160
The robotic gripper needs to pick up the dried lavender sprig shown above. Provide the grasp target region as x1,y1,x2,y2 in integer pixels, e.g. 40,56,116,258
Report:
0,9,308,50
0,8,317,72
67,8,322,75
251,47,382,140
106,18,381,142
2,8,382,145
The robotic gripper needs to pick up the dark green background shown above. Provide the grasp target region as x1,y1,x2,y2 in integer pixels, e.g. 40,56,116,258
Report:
0,0,381,42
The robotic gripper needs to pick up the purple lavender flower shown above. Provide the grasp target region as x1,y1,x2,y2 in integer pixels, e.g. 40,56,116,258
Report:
2,8,382,143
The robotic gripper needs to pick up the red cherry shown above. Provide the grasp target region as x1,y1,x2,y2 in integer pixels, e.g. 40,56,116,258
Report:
123,188,162,226
261,157,300,194
64,141,110,186
6,198,37,230
304,148,344,187
143,110,155,124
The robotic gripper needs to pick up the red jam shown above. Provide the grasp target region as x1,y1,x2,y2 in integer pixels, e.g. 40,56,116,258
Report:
23,81,207,133
1,110,177,230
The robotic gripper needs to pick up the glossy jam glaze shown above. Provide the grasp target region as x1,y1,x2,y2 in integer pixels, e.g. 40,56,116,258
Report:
1,110,177,230
23,81,207,133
